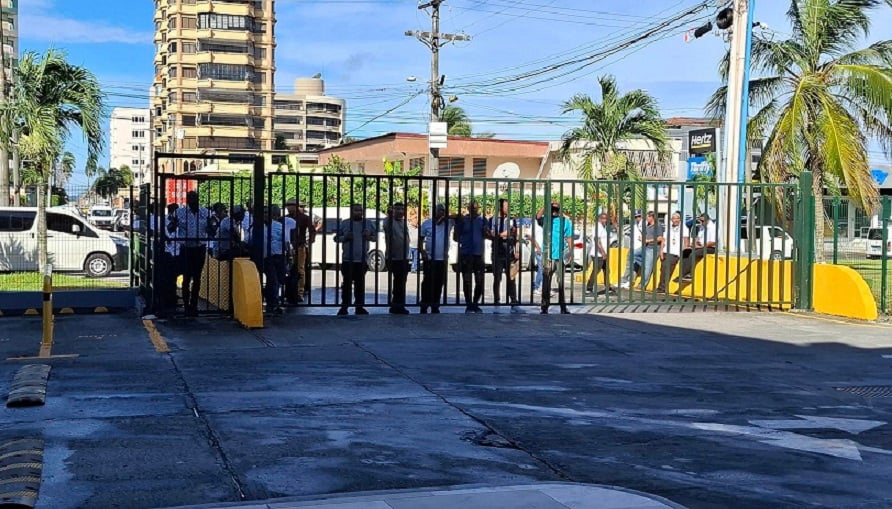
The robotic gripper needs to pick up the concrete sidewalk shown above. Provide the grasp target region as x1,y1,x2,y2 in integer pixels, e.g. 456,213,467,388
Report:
158,483,684,509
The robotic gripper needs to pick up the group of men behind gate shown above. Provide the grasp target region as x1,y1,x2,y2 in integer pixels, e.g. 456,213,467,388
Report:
145,190,720,317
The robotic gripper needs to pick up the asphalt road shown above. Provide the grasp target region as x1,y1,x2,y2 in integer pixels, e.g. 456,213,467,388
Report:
2,310,892,509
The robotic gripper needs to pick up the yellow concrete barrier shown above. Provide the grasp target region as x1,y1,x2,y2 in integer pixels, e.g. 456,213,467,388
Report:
200,255,232,312
813,264,878,321
232,258,263,329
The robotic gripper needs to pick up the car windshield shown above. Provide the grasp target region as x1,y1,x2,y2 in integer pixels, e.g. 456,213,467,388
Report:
92,210,112,217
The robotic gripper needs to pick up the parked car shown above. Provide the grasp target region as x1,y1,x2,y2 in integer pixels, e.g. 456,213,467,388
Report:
740,225,794,260
113,210,131,232
88,205,115,230
308,207,388,272
865,227,892,259
0,207,129,277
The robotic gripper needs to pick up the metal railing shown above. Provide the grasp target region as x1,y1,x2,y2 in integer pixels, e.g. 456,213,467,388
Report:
826,195,891,314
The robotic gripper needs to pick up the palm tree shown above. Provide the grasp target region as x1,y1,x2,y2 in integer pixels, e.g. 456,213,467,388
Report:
706,0,892,261
0,49,104,272
560,75,668,220
57,151,76,187
440,105,472,136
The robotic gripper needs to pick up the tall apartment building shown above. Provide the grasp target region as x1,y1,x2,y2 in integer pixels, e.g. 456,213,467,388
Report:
110,107,152,185
1,0,18,204
151,0,276,173
274,77,345,152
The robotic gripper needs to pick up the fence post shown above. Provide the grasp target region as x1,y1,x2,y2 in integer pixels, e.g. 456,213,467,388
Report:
251,155,266,269
796,171,815,310
832,194,840,265
882,196,890,313
40,264,54,358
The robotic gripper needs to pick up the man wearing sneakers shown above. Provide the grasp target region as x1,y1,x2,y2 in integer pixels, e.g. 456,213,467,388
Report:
454,200,487,313
657,211,690,293
586,212,616,295
335,204,377,316
487,199,522,313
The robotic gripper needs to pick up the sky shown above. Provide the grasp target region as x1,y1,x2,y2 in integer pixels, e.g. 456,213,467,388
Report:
17,0,892,187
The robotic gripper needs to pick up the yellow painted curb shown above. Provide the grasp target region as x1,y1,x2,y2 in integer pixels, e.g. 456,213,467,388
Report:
142,319,171,353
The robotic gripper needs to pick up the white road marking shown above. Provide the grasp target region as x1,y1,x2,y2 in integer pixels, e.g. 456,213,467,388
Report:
749,415,886,435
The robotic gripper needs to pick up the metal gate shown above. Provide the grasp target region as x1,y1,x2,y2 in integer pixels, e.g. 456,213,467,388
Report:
136,158,814,316
263,171,812,312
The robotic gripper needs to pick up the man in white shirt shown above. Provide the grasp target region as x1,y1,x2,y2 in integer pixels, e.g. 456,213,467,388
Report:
586,213,616,295
168,191,212,316
680,212,718,282
657,211,690,293
419,203,453,314
619,211,644,289
263,206,287,315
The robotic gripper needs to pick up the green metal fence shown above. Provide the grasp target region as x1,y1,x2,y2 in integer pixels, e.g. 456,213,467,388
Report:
825,194,891,314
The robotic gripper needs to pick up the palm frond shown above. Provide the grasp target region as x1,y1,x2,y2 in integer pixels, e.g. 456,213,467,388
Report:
817,94,879,211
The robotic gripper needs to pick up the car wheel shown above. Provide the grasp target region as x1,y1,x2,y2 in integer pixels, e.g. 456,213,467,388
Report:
770,250,784,261
85,253,113,278
368,250,386,272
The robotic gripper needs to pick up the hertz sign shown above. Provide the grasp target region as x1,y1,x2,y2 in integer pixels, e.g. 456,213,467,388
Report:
688,128,717,156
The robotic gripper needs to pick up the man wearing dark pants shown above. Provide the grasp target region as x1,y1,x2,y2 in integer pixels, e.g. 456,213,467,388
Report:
538,202,574,314
263,206,287,315
680,212,718,282
384,203,411,314
335,204,377,316
586,213,615,295
657,211,689,293
454,200,487,313
419,204,453,314
488,198,521,314
168,191,211,317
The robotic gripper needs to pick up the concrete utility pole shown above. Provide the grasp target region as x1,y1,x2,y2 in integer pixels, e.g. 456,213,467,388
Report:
406,0,469,177
721,0,755,253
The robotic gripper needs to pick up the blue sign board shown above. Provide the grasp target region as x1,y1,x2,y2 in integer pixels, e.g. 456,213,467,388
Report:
871,168,889,187
687,156,713,180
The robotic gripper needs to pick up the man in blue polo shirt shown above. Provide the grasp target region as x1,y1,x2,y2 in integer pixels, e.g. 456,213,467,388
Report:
454,199,487,313
537,202,574,314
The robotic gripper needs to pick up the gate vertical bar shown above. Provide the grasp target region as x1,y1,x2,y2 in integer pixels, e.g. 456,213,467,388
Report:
796,171,815,310
252,156,266,269
832,195,840,265
881,196,890,313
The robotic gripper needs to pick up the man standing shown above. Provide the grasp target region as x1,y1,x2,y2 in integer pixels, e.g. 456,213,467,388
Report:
335,204,376,316
419,204,452,314
383,202,411,315
680,212,718,282
168,191,212,316
454,200,487,314
487,198,521,313
215,205,248,260
619,211,644,289
658,211,690,293
158,203,181,314
263,206,286,315
537,202,573,315
586,213,615,295
285,200,315,304
639,211,664,290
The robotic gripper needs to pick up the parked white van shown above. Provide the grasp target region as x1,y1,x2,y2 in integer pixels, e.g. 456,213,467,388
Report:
0,207,129,277
307,207,388,272
88,205,115,230
865,227,892,259
740,225,794,261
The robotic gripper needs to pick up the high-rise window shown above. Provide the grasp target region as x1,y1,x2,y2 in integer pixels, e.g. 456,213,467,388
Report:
198,63,252,81
197,14,254,31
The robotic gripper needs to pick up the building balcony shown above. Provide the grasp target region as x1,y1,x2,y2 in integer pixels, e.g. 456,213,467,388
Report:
196,78,254,91
185,125,261,138
166,52,200,66
195,28,252,42
194,0,252,16
168,77,200,89
194,51,254,66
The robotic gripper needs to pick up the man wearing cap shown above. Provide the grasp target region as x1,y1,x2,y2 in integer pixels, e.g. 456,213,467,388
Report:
619,210,645,289
536,202,573,314
680,212,718,282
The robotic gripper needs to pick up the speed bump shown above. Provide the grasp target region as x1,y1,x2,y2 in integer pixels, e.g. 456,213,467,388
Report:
6,365,52,408
0,438,44,509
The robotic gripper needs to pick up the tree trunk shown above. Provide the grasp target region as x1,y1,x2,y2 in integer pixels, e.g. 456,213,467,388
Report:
812,169,825,264
36,178,48,273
